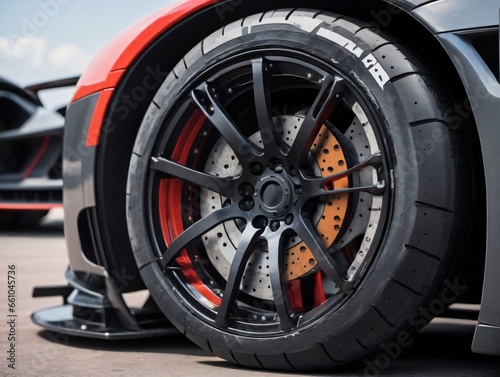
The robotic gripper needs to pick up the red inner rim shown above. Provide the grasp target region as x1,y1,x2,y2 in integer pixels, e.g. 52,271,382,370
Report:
158,110,222,306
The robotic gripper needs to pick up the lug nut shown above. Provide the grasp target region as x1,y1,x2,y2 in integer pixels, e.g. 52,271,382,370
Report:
270,221,280,232
252,216,268,229
250,162,263,175
268,158,283,171
238,182,254,197
239,198,254,211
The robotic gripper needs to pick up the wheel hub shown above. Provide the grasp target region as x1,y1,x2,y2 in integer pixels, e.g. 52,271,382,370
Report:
255,172,294,218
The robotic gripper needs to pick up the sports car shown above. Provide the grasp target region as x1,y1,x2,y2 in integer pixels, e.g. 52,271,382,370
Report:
0,77,76,227
33,0,500,371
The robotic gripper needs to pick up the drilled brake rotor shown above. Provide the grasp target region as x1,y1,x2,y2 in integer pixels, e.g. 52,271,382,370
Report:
201,115,349,300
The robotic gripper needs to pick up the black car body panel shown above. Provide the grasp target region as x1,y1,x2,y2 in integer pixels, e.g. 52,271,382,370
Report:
413,0,499,32
410,0,500,354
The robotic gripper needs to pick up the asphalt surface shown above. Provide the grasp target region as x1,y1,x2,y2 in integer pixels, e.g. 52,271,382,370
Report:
0,209,499,376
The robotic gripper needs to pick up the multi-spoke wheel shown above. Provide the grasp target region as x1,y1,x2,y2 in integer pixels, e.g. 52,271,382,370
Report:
127,10,469,371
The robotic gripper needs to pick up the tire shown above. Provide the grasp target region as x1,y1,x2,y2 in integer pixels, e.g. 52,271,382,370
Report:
127,9,469,371
0,210,49,228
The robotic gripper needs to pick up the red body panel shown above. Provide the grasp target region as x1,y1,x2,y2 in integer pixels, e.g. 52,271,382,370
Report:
86,89,114,147
73,0,219,147
73,0,218,102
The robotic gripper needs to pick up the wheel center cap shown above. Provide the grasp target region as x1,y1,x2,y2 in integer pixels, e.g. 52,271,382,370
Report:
255,173,294,218
261,182,283,207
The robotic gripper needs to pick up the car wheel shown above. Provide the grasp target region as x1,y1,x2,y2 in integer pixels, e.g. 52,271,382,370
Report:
127,9,468,371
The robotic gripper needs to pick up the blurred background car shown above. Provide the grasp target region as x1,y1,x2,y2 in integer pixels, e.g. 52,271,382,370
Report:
0,76,74,227
0,0,178,227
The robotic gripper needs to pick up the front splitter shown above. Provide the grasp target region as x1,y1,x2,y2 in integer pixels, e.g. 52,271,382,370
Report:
32,305,179,340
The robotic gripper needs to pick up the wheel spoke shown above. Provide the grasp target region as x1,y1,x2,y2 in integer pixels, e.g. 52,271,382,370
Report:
287,75,345,166
267,230,296,331
215,224,265,327
301,152,385,198
296,218,353,293
303,152,383,186
307,181,386,199
192,84,262,162
252,58,283,155
151,156,236,197
160,205,242,268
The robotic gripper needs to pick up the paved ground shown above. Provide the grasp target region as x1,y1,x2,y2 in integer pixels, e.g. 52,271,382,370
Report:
0,209,499,376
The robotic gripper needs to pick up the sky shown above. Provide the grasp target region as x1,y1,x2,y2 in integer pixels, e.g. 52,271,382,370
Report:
0,0,179,108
